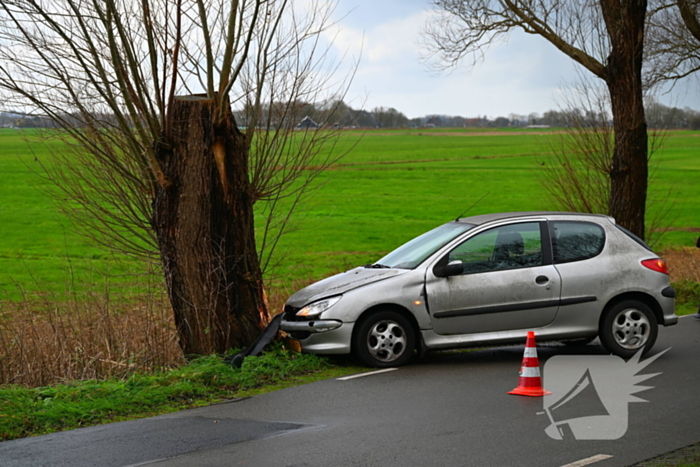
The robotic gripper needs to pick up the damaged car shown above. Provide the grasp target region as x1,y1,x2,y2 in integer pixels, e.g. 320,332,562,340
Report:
280,212,677,367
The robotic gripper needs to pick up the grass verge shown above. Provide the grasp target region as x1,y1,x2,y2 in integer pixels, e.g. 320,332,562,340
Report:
0,345,362,442
630,441,700,467
673,280,700,315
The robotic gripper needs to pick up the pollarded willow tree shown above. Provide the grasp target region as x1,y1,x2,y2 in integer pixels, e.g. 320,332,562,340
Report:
0,0,354,356
424,0,650,239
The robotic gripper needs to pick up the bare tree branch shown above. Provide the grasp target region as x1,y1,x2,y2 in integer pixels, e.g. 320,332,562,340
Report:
647,0,700,86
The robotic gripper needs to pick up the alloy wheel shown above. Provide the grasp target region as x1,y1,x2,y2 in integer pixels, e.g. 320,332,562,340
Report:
366,319,407,363
612,308,651,350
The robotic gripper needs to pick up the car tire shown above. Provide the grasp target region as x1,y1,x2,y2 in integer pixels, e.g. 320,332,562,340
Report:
599,300,658,358
353,311,415,367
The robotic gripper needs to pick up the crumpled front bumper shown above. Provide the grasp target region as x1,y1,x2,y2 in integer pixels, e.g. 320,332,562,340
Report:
280,318,353,354
280,319,343,334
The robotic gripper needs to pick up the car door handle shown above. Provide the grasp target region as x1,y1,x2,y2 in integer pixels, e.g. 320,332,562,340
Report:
535,275,549,285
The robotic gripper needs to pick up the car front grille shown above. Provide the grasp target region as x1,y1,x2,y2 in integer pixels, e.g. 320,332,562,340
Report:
283,304,302,321
282,304,312,339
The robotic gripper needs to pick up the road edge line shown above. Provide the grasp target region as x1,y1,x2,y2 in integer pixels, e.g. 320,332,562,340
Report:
560,454,613,467
337,368,398,380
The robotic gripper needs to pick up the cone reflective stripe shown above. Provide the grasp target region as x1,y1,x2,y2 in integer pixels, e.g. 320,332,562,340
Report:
508,331,551,397
519,366,541,378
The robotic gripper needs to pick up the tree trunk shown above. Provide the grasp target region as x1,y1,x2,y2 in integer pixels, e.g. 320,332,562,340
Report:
152,95,269,356
601,0,648,239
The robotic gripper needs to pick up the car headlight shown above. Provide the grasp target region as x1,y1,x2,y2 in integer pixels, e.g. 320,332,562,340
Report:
296,296,342,318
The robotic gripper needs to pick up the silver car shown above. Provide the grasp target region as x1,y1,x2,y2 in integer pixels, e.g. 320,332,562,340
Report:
281,212,677,367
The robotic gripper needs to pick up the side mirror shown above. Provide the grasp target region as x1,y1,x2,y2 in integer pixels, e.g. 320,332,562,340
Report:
434,260,464,278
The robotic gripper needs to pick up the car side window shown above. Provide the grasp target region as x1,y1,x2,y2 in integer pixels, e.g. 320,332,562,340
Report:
550,221,605,263
448,222,543,274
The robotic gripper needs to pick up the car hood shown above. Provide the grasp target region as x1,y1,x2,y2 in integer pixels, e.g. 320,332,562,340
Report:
286,267,406,307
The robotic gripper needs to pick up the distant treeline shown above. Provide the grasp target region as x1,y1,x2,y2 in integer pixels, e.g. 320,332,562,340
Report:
3,99,699,130
409,101,700,130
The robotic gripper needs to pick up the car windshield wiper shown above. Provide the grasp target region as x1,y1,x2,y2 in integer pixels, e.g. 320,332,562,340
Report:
364,263,392,269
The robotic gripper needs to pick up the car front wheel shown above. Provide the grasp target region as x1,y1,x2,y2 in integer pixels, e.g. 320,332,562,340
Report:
599,300,658,358
353,311,415,367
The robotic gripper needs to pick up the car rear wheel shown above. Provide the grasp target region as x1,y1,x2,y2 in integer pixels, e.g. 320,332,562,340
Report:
599,300,658,358
354,311,415,367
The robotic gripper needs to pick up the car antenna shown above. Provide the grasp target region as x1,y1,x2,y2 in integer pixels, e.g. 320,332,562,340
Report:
455,192,490,221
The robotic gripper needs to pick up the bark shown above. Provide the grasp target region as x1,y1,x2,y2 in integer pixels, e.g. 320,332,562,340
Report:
152,95,269,356
601,0,648,239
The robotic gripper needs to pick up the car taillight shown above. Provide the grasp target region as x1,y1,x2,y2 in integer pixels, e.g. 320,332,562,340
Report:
641,258,668,274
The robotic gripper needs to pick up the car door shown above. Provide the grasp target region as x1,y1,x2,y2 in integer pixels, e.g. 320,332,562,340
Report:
548,220,607,327
425,221,562,335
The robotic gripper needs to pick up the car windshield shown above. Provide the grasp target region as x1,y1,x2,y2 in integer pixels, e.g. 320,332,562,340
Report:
375,222,475,269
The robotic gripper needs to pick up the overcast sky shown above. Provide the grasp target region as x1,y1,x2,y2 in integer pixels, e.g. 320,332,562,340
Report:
325,0,700,119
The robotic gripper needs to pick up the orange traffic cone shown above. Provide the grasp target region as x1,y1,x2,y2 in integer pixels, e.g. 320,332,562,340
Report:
508,331,551,397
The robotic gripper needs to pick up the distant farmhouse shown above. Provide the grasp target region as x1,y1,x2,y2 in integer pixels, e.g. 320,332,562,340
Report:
297,116,319,129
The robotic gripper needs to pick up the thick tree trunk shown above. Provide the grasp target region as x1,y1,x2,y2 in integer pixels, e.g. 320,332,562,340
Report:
601,0,648,239
152,95,269,356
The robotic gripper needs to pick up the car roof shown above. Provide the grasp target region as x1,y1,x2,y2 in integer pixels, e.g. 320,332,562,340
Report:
456,211,614,226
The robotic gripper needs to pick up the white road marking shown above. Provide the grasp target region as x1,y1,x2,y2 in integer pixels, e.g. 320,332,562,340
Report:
337,368,398,380
560,454,613,467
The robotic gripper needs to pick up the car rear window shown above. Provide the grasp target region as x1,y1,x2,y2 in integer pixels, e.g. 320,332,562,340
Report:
550,221,605,263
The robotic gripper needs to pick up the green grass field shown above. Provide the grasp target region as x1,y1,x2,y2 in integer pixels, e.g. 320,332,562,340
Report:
0,129,143,299
1,127,699,300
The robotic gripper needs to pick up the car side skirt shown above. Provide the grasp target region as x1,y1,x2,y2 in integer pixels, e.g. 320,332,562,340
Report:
420,326,597,351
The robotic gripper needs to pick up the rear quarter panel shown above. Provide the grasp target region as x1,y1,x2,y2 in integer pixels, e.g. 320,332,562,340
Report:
553,219,670,333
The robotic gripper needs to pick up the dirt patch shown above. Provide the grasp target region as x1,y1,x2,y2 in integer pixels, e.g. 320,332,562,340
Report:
411,131,564,137
661,247,700,282
655,227,700,233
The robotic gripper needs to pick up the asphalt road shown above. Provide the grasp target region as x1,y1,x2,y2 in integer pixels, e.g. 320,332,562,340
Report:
2,316,698,467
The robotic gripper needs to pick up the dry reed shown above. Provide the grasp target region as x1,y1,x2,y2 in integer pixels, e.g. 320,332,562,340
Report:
0,285,183,387
0,267,330,388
